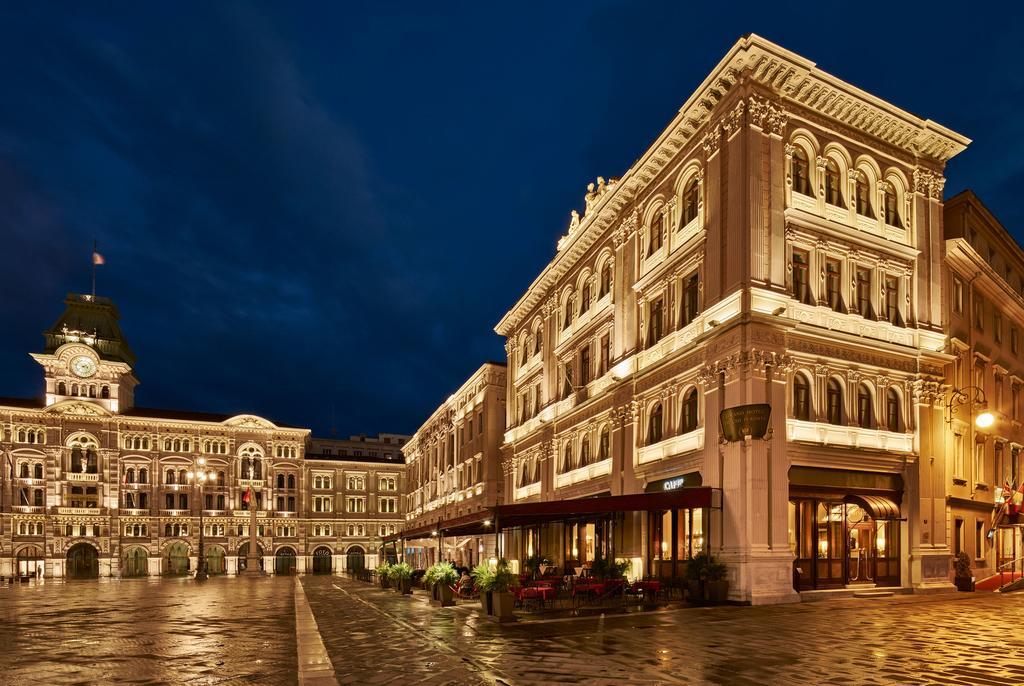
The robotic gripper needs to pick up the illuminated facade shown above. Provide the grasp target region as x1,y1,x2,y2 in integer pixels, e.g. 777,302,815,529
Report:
495,34,968,603
943,191,1024,578
400,362,505,569
0,293,405,578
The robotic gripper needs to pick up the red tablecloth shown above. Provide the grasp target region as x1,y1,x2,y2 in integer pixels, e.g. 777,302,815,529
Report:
520,586,556,602
632,580,661,593
573,582,605,596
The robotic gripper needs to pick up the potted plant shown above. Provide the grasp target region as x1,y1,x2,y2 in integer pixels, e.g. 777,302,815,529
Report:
425,562,458,606
472,563,494,615
488,559,519,622
703,559,730,603
423,563,439,599
953,551,975,592
684,553,709,603
377,562,392,589
390,562,413,595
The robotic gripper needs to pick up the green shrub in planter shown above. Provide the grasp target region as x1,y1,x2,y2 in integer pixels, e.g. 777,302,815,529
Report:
390,562,413,594
478,559,518,622
472,564,494,614
703,560,730,603
377,563,393,589
425,562,459,606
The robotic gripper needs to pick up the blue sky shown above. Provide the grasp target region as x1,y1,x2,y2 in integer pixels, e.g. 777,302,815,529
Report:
0,2,1021,435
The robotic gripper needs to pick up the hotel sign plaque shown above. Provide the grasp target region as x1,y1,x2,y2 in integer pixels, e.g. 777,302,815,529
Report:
719,404,771,441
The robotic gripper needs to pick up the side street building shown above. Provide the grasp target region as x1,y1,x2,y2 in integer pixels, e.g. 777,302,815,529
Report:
0,293,406,578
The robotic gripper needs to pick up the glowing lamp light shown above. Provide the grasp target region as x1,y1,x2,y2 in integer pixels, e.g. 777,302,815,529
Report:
186,471,195,480
976,411,995,429
483,519,492,527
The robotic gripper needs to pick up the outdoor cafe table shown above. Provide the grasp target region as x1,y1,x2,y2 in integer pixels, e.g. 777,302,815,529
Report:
572,581,606,603
519,585,556,607
631,580,661,599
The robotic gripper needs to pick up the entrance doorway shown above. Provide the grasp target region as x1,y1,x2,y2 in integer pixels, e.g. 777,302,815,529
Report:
163,542,190,575
206,546,226,575
275,548,296,575
17,546,44,578
789,499,900,590
346,546,365,572
122,546,148,577
312,547,333,574
66,543,99,579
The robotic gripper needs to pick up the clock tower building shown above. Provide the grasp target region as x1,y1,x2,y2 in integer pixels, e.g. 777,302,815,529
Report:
29,293,138,413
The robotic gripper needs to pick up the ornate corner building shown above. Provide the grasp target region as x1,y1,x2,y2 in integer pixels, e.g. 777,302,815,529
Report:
0,293,407,578
494,34,968,603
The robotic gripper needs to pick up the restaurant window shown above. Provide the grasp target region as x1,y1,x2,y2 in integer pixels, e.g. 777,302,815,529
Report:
792,250,811,304
824,159,844,207
682,178,699,225
856,268,872,318
680,273,699,326
825,260,843,312
647,298,664,346
886,388,901,432
793,374,811,421
647,403,664,444
792,147,811,196
857,384,873,429
826,379,843,425
681,389,699,433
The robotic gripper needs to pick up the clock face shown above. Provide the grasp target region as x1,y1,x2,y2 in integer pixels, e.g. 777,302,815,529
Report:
70,355,97,378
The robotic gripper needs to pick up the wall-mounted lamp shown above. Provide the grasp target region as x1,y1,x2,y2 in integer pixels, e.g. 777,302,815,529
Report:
946,385,994,429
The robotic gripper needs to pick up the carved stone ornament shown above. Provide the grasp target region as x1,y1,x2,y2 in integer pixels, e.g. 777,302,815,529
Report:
720,101,746,137
747,95,788,136
702,127,723,158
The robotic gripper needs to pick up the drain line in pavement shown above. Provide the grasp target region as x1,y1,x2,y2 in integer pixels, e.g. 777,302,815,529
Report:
295,578,339,685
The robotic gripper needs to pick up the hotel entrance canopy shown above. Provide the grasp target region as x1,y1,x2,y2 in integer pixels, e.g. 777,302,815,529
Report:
384,487,720,543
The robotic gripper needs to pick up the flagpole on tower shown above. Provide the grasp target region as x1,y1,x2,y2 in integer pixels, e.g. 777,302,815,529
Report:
92,239,97,298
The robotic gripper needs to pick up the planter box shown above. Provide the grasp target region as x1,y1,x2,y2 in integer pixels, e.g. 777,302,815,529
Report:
439,584,455,607
705,580,729,603
396,578,412,594
490,591,516,622
954,577,975,592
480,591,493,615
686,580,703,603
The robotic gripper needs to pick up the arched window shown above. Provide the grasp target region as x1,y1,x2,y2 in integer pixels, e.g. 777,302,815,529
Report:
58,381,67,395
599,261,613,298
598,427,610,461
793,375,811,421
534,327,543,355
127,468,135,483
647,403,664,444
165,495,174,511
855,174,874,217
827,379,844,425
792,147,811,196
580,280,591,314
563,295,574,330
139,468,148,484
883,185,902,227
178,469,187,484
34,463,43,479
886,388,901,432
16,429,25,443
825,159,844,207
647,212,664,256
682,389,699,433
579,436,590,467
19,463,29,478
217,471,225,485
288,474,296,489
562,443,574,473
140,493,148,508
101,385,109,399
277,474,285,488
166,469,175,485
857,384,873,429
253,461,262,479
179,493,188,510
682,177,699,224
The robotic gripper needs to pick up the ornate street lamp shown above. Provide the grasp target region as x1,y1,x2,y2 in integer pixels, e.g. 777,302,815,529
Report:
186,457,217,582
946,385,995,429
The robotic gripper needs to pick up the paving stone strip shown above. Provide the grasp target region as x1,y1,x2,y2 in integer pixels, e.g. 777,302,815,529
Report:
294,577,339,686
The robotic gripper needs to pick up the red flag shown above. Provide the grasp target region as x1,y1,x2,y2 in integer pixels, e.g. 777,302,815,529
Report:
242,486,252,504
92,250,105,265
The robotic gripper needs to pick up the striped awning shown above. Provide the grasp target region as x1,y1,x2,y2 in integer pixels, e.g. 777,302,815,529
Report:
844,494,902,520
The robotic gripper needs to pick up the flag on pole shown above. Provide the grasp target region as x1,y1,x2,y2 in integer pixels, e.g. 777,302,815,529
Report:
242,486,252,504
92,250,105,265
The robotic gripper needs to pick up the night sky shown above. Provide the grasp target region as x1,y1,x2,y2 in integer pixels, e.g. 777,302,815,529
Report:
0,3,1021,436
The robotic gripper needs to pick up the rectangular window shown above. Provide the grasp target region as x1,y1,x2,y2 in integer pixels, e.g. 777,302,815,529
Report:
954,519,963,556
995,313,1003,344
974,296,984,331
953,277,964,315
792,250,811,304
681,272,699,326
974,442,985,485
599,334,610,376
647,298,664,346
976,520,984,561
884,276,901,326
954,433,965,479
856,268,872,318
825,260,842,312
579,345,591,386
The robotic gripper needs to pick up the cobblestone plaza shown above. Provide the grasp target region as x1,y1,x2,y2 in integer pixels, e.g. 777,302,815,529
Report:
2,576,1024,685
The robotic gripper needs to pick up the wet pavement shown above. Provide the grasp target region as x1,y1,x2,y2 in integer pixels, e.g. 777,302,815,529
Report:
302,576,1024,685
4,574,1024,685
0,576,297,685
